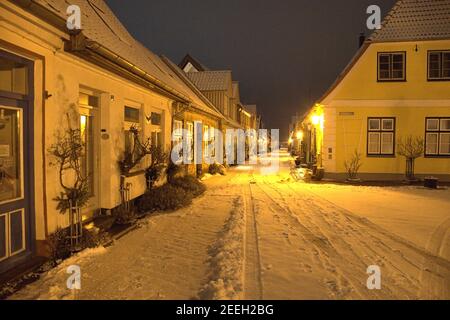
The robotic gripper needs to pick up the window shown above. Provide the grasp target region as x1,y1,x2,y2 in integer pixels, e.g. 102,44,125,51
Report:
0,56,28,95
203,125,209,158
428,51,450,80
150,112,161,126
149,112,162,148
151,131,162,148
124,105,142,170
0,107,23,204
173,120,183,163
425,118,450,156
185,122,194,161
124,106,140,123
378,52,406,81
367,117,395,156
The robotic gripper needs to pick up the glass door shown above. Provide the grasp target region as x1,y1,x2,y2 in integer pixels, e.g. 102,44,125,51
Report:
0,105,26,264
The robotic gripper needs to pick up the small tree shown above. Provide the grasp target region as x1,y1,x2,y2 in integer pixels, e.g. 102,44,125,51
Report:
145,145,168,190
118,125,151,175
344,150,363,181
397,135,424,181
116,125,152,224
48,113,90,214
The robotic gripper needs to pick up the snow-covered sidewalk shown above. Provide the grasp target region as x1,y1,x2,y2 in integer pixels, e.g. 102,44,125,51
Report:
10,174,240,300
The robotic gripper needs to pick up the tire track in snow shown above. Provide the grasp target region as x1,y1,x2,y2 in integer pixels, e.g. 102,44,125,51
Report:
242,176,264,300
288,182,450,299
418,216,450,299
279,183,419,298
251,179,368,299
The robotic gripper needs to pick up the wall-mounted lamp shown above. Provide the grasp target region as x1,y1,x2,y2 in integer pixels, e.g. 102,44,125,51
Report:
110,95,115,102
415,44,419,52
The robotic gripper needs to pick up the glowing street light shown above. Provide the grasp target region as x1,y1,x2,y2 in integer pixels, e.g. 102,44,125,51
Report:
311,115,321,126
296,131,303,140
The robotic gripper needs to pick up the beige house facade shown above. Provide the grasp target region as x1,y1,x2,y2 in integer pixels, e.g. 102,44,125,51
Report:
0,0,228,275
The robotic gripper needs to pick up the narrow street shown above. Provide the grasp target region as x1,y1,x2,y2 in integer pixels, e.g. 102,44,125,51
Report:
9,151,450,300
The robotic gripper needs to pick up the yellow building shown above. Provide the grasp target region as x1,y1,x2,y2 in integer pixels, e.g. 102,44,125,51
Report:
301,0,450,181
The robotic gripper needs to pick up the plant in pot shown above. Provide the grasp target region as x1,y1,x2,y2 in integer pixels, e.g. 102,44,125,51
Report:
344,150,363,183
397,135,424,182
48,113,90,252
145,145,168,190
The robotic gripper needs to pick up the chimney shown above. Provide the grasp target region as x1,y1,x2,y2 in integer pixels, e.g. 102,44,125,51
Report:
359,32,366,48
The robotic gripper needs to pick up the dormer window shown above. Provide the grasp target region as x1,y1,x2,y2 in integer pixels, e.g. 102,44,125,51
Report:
378,52,406,81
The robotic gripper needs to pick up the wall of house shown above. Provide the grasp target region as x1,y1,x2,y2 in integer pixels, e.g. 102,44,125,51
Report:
0,2,174,239
320,40,450,180
326,40,450,101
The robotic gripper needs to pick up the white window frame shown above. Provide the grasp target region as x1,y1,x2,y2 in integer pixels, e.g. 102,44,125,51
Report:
123,104,143,171
368,117,395,156
173,120,183,164
425,117,450,156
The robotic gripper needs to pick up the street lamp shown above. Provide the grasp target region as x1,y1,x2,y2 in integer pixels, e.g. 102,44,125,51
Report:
296,131,303,141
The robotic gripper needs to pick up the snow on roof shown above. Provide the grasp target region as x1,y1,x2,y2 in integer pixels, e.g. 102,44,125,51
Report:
369,0,450,42
186,71,232,91
32,0,209,103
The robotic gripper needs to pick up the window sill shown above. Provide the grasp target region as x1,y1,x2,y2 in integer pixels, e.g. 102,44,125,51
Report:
366,154,396,158
424,155,450,158
377,79,407,83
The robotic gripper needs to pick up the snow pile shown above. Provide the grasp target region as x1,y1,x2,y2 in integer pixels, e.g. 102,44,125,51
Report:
199,196,246,300
10,247,107,300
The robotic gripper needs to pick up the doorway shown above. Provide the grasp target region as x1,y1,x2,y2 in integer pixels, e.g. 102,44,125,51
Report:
0,50,34,273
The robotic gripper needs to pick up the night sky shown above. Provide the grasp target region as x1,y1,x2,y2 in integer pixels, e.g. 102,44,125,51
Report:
106,0,397,140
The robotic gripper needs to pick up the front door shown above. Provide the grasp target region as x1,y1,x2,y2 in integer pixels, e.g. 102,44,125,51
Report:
79,92,100,217
0,100,32,273
0,51,34,274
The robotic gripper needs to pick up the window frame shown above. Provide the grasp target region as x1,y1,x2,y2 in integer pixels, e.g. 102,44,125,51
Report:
185,121,194,162
425,117,450,158
367,117,396,157
427,50,450,81
377,52,406,82
123,105,143,172
172,119,184,164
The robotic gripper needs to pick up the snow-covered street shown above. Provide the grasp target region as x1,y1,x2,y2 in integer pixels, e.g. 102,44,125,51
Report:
9,150,450,300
